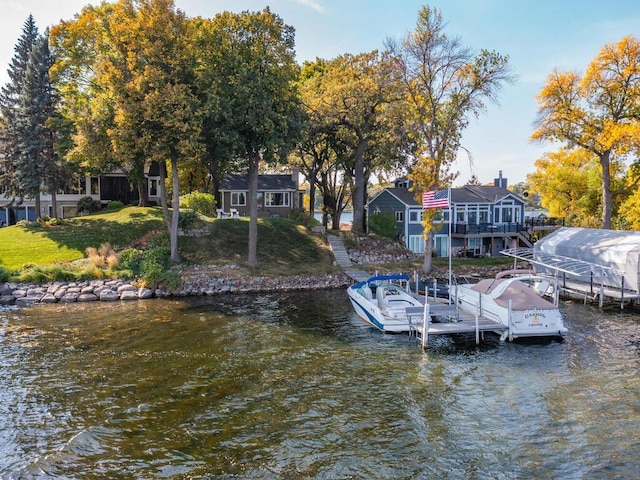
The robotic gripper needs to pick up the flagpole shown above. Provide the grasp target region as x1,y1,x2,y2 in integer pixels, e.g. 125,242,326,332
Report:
447,187,452,290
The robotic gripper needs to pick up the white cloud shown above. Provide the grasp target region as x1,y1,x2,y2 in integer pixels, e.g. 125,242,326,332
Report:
294,0,324,13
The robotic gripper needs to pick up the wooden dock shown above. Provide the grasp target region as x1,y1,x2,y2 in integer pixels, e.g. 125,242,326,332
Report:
405,302,509,349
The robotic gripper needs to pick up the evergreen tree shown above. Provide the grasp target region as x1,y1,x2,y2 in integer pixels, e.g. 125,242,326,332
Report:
0,15,39,206
15,29,59,219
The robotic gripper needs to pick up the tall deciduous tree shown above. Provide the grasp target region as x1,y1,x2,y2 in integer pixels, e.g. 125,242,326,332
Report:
0,15,39,209
527,148,627,227
51,1,158,208
294,59,346,229
305,52,399,233
531,35,640,229
53,0,201,262
388,6,513,272
191,16,244,206
210,8,302,267
121,0,202,262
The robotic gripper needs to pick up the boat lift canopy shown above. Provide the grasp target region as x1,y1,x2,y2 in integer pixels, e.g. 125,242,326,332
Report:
500,247,623,282
500,247,635,307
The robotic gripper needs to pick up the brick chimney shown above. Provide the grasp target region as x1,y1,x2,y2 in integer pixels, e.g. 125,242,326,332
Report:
494,170,507,188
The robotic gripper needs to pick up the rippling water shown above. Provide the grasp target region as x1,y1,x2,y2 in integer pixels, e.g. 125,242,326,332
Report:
1,290,639,479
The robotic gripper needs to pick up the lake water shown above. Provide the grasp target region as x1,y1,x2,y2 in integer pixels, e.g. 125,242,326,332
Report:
314,211,353,225
1,291,639,479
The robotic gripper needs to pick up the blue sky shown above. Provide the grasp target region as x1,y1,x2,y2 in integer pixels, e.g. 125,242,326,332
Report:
2,0,640,186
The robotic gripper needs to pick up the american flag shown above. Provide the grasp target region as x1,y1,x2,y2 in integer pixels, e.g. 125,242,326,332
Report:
422,189,449,209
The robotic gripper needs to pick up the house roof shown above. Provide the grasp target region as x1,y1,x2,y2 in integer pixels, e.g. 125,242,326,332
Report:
220,174,298,191
453,185,516,203
367,187,420,206
367,185,521,207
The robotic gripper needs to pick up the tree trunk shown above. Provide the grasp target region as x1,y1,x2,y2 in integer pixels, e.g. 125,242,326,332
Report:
422,230,434,274
351,139,368,233
247,148,260,267
170,148,180,263
50,190,57,219
332,205,346,230
600,151,612,229
34,194,41,221
158,160,171,224
309,181,316,217
137,179,150,207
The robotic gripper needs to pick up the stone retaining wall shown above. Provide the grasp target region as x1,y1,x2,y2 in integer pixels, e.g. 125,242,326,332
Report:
0,272,353,307
348,250,419,265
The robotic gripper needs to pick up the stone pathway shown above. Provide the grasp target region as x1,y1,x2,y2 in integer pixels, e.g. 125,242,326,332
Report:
327,234,369,283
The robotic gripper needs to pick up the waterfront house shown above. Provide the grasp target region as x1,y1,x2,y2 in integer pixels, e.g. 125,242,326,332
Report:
218,172,304,218
0,162,162,225
366,172,551,257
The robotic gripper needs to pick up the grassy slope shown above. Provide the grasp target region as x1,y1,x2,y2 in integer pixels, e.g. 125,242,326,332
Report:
0,207,339,276
0,206,512,277
0,207,165,271
180,217,339,276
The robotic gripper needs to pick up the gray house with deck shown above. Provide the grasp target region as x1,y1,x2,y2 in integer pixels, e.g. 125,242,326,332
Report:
367,172,534,257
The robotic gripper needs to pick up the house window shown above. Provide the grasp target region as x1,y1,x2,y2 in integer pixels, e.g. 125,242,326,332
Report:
231,192,246,206
408,235,425,253
266,192,289,207
148,178,159,197
90,177,99,195
479,206,489,223
61,175,85,195
409,210,421,223
395,211,404,222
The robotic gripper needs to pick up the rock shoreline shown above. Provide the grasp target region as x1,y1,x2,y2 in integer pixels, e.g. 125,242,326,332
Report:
0,272,353,307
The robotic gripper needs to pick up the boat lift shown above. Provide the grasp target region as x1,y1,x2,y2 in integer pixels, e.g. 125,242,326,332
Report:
500,247,634,309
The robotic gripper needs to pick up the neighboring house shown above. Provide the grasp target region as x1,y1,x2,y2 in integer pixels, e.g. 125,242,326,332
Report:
367,172,550,257
0,162,162,225
219,172,304,218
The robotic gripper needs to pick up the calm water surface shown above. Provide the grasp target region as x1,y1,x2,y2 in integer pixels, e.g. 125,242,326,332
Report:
1,290,639,479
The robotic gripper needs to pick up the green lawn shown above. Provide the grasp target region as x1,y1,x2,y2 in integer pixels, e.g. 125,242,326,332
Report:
0,208,339,277
0,207,511,279
0,207,165,271
180,217,339,276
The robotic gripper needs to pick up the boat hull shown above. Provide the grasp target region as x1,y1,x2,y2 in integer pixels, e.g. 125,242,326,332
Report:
453,277,567,339
347,275,424,333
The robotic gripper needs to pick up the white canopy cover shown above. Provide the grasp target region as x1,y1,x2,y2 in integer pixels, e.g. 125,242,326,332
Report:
534,227,640,293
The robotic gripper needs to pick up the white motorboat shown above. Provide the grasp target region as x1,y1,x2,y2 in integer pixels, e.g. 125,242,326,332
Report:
451,270,567,340
347,274,425,333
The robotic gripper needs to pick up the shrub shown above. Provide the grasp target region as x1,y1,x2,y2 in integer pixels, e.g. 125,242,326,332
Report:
0,266,10,282
117,243,180,290
290,209,320,228
106,200,124,210
86,243,119,269
179,192,216,217
178,209,200,230
14,264,76,283
368,212,398,239
77,196,101,214
46,217,64,226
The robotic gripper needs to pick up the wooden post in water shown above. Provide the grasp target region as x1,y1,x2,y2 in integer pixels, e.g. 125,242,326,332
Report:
421,302,430,350
475,304,480,345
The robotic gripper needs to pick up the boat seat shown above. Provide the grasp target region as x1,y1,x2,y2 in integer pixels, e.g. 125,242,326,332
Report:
362,286,373,300
376,284,386,306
